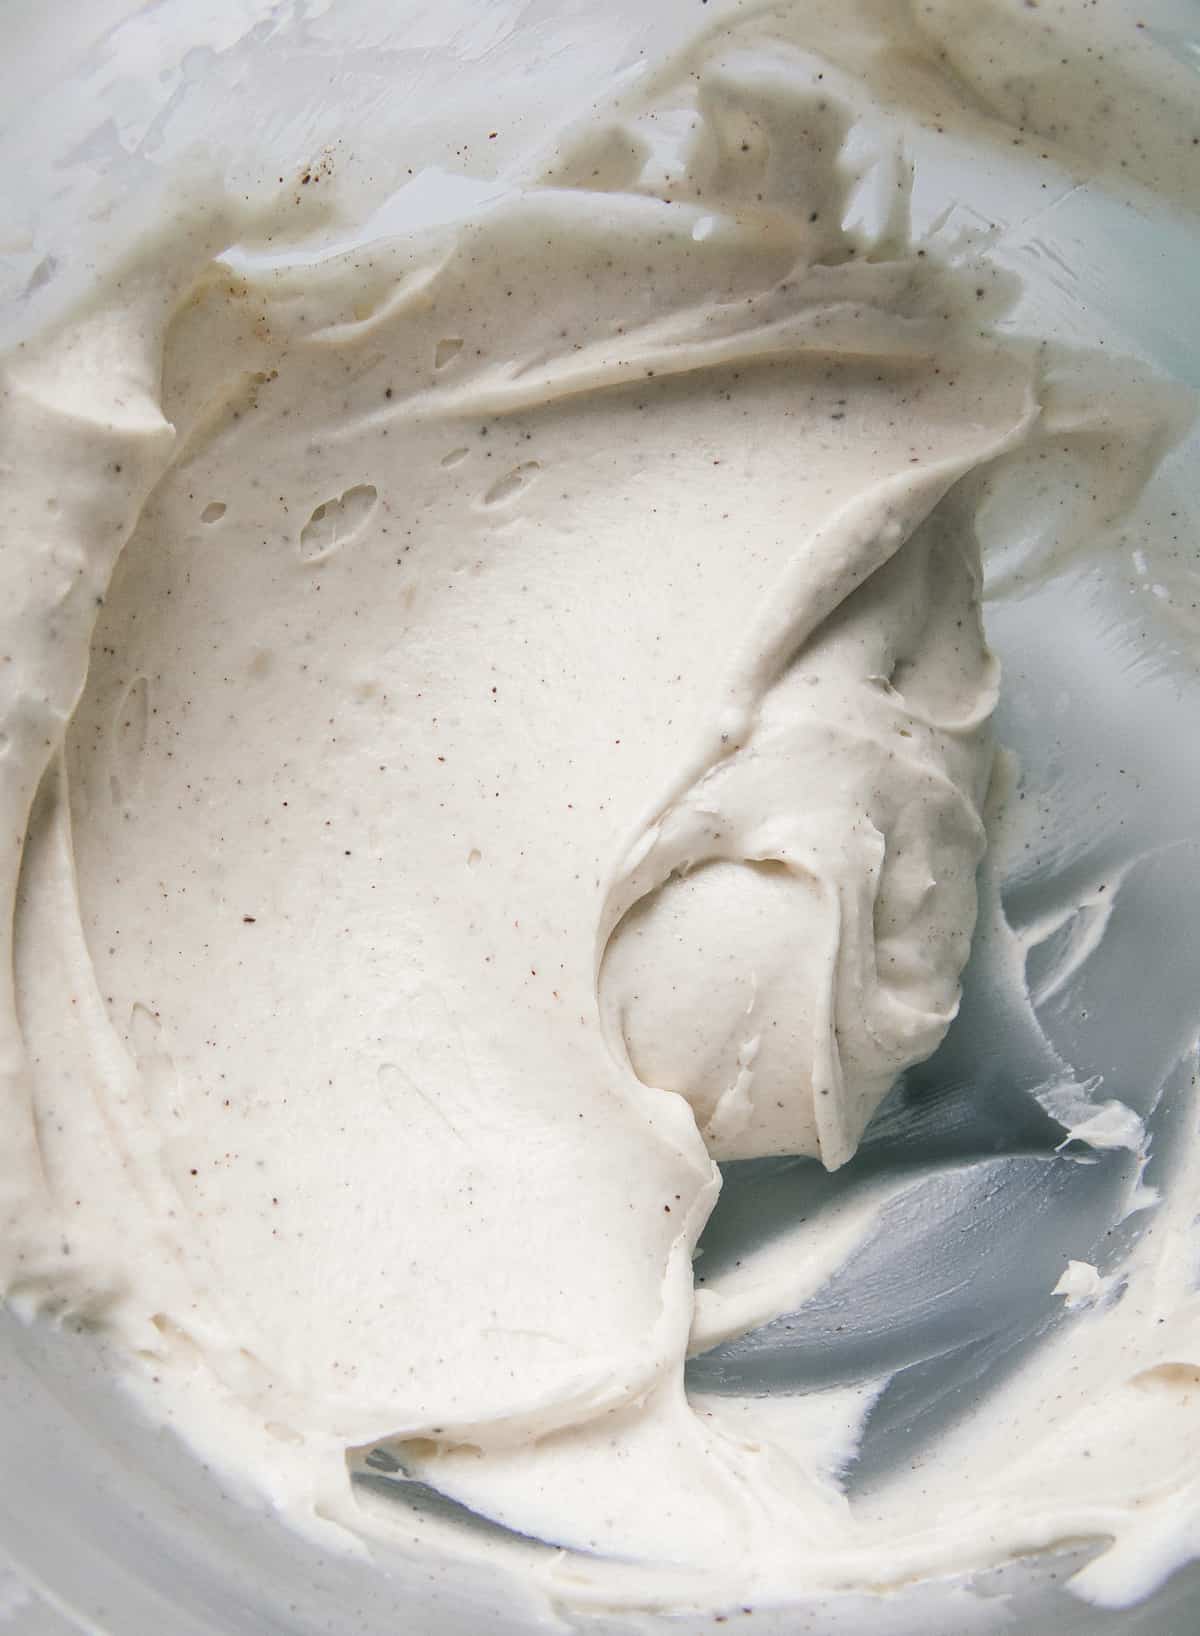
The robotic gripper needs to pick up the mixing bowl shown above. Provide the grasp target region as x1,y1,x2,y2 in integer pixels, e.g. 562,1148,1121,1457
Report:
3,2,1199,1631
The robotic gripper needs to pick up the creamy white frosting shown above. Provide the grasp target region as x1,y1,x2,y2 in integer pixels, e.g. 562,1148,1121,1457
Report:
2,0,1199,1625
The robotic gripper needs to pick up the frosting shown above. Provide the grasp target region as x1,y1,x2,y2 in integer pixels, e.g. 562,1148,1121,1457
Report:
2,0,1198,1625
